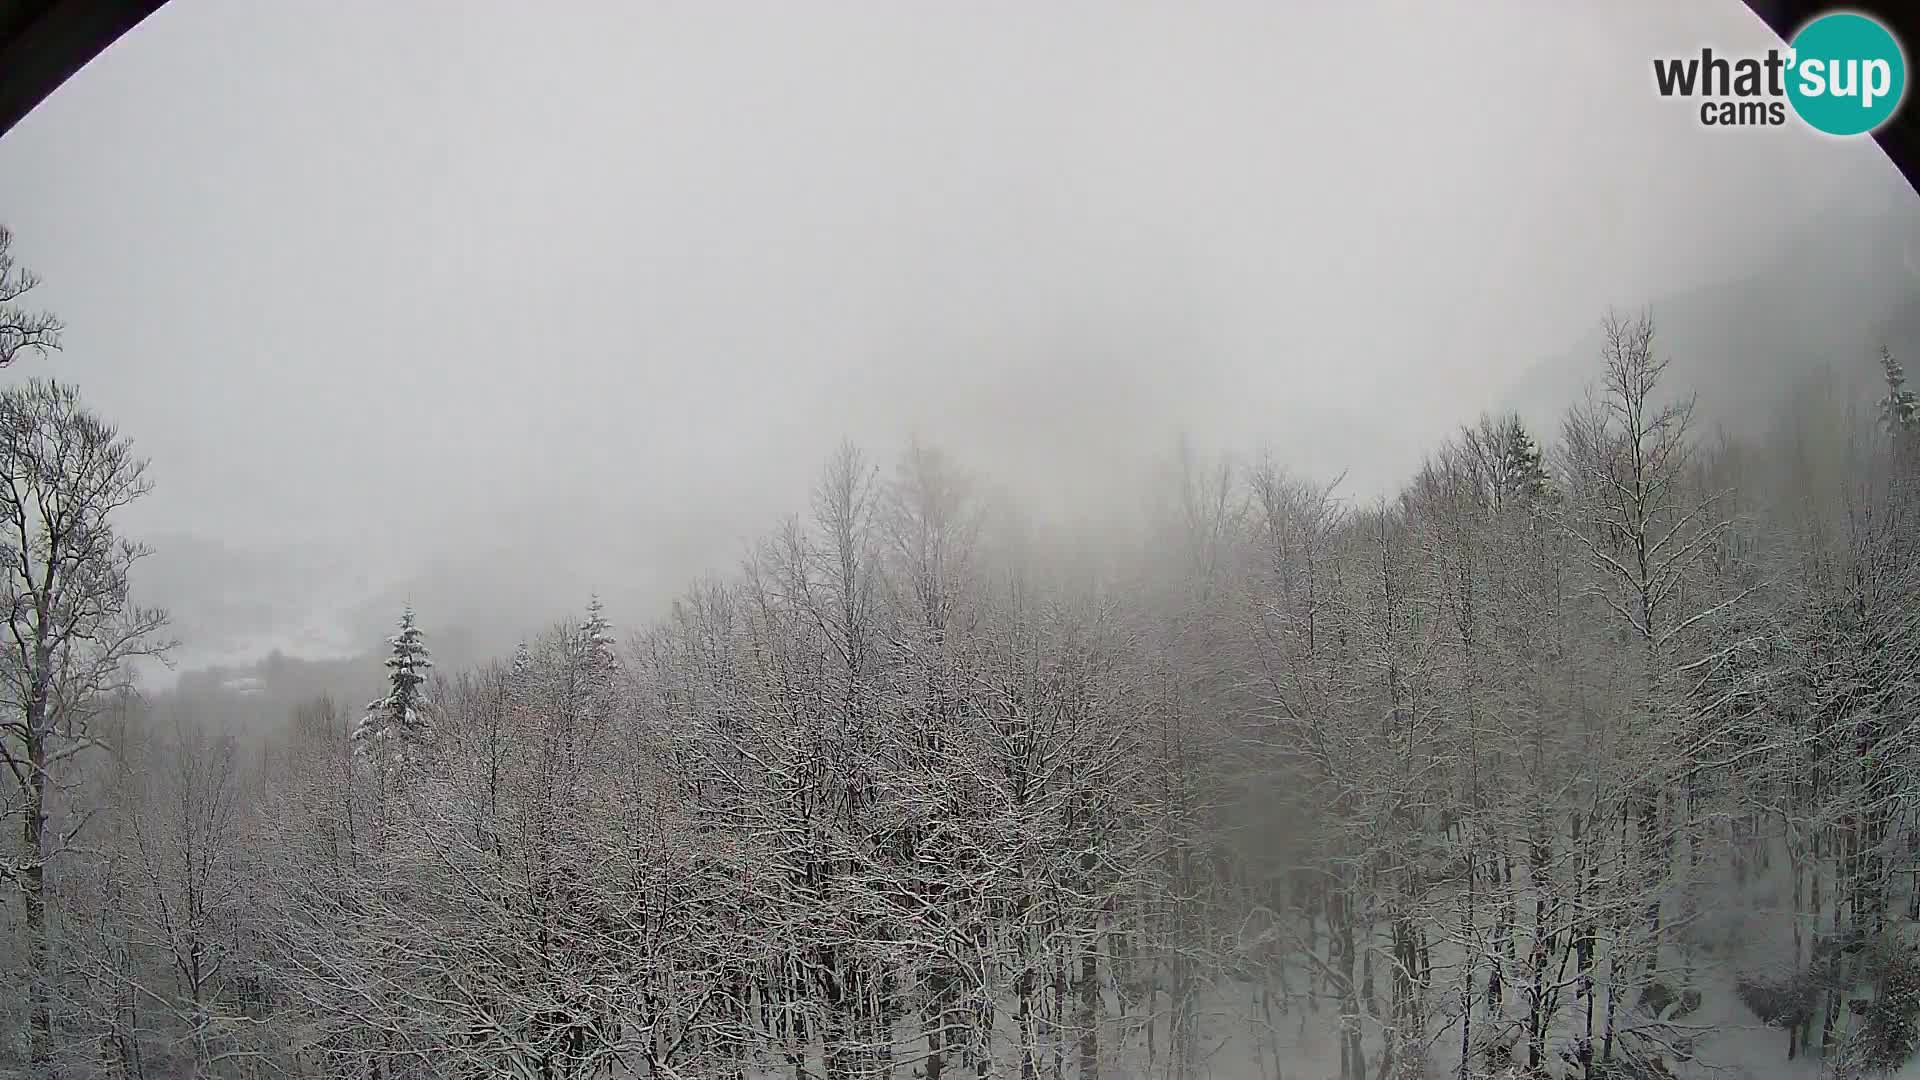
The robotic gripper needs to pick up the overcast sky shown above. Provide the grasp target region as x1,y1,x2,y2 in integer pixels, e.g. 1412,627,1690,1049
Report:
0,0,1913,674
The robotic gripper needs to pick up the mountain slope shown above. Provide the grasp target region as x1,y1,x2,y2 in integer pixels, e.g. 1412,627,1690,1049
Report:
1503,200,1920,434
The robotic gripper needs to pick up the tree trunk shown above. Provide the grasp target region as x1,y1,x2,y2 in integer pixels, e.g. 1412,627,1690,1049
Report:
1077,944,1100,1080
24,687,51,1074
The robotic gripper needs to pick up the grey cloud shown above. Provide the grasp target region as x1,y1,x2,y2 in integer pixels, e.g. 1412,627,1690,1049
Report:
0,0,1912,680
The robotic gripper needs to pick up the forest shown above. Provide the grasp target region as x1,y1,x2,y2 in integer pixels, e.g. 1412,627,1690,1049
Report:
2,225,1920,1080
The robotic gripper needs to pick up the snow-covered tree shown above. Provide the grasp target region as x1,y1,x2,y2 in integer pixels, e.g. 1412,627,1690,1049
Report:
1880,346,1918,435
62,305,1920,1079
1498,414,1552,503
0,380,171,1071
580,595,615,665
576,595,619,714
0,226,62,367
353,607,433,754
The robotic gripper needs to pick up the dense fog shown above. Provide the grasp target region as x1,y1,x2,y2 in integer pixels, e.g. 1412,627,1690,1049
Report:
2,1,1920,1078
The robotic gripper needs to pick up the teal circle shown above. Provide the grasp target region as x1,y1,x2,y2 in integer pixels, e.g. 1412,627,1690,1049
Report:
1787,13,1906,136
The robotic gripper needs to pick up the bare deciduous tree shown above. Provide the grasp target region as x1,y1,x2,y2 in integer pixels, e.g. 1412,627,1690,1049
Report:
0,227,62,368
0,379,171,1070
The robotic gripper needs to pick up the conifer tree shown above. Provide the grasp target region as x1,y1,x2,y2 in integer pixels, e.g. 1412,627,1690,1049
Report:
353,606,434,753
580,594,617,672
1880,346,1918,434
575,595,619,732
1500,414,1552,503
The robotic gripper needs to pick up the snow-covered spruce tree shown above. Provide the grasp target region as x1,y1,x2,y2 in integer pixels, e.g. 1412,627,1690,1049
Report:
312,607,438,1078
576,595,620,731
1452,413,1553,512
581,595,616,666
1498,415,1553,506
1882,346,1920,487
1880,346,1918,437
354,607,434,757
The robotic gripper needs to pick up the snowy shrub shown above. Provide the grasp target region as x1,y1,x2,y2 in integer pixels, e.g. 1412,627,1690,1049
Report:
1582,1050,1678,1080
1637,980,1701,1020
1735,972,1814,1028
1839,938,1920,1075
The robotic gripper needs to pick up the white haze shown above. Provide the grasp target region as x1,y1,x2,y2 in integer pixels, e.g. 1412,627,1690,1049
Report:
0,0,1912,679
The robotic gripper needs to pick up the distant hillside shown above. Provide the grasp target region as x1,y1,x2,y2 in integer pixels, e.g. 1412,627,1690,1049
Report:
132,532,386,673
142,618,509,737
1503,200,1920,436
